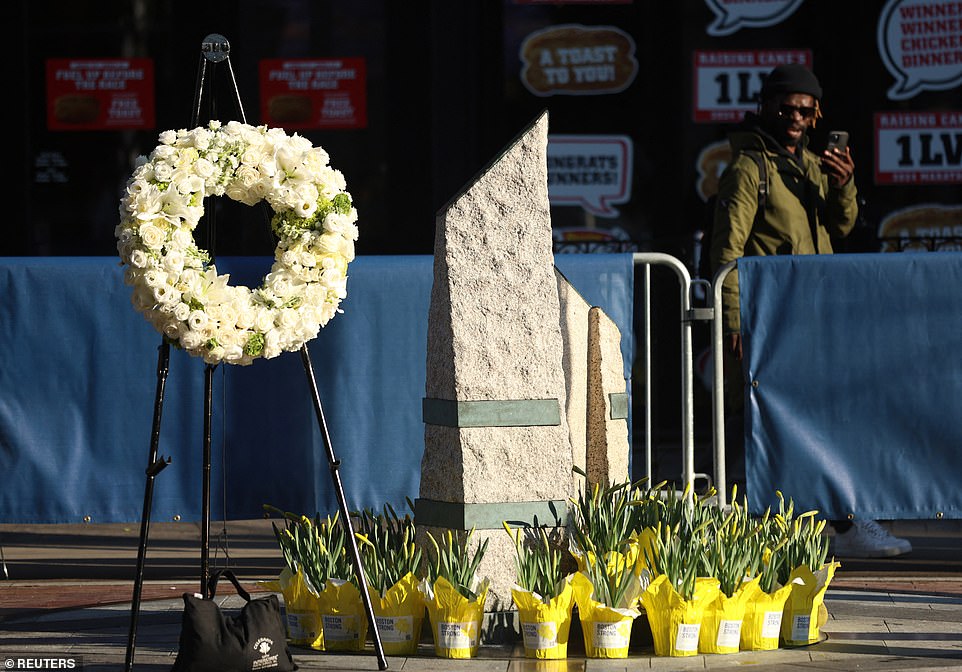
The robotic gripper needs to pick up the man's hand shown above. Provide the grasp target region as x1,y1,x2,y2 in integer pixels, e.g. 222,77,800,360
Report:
728,332,743,361
821,146,855,188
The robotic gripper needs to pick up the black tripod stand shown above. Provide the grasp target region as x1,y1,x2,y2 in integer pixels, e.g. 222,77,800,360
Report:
124,34,386,671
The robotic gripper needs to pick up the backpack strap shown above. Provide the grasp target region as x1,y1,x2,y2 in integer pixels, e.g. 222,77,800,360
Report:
743,149,767,222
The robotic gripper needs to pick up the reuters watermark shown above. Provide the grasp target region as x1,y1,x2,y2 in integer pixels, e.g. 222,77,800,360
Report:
3,657,82,670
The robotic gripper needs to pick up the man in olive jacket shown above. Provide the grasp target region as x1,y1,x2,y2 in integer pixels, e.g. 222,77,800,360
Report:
710,64,912,558
710,63,857,358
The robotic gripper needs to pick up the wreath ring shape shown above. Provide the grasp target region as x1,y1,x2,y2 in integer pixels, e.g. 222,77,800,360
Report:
116,120,358,366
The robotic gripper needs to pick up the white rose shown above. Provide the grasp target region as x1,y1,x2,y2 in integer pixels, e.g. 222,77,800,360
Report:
138,223,167,250
235,308,256,330
316,232,341,254
163,250,186,274
173,302,191,321
179,330,204,351
129,248,148,268
277,307,298,329
255,308,275,332
171,227,195,250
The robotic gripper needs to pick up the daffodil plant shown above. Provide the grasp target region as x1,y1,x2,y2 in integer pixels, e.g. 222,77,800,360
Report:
353,501,423,595
503,522,567,602
425,527,489,601
264,504,355,591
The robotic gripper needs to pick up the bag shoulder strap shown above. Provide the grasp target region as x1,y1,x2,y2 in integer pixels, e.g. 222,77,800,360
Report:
743,149,768,219
207,569,252,602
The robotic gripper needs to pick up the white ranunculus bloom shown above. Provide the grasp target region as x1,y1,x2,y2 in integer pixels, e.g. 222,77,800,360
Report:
187,310,208,331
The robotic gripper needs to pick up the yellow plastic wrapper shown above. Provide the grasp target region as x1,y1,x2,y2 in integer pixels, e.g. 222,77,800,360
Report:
570,571,640,658
740,578,793,651
781,562,839,646
698,578,756,654
316,578,369,651
630,527,658,578
419,575,489,658
510,576,575,659
259,567,323,648
640,574,720,657
366,572,425,656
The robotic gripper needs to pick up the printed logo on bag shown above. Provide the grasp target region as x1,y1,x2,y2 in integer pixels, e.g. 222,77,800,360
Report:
791,614,812,642
376,615,415,642
762,610,783,639
251,637,279,670
674,622,701,652
522,620,559,650
593,620,631,649
437,621,478,649
716,619,742,648
322,614,360,641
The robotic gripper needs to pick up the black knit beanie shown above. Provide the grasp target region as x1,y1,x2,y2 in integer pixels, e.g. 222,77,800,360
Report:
760,64,822,101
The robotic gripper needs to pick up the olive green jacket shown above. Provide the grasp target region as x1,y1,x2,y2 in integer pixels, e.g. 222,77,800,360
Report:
709,116,859,332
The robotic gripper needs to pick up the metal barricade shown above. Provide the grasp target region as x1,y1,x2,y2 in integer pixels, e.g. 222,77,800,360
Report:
711,261,737,508
633,253,713,497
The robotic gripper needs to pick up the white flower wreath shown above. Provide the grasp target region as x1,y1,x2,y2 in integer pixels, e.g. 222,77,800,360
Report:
116,120,358,366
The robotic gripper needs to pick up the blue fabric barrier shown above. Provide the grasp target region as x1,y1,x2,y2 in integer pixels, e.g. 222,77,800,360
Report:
0,254,633,524
740,252,962,520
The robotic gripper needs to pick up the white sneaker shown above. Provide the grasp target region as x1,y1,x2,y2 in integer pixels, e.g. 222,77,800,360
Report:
832,519,912,558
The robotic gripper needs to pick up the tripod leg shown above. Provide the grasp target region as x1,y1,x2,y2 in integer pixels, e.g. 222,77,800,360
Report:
125,341,172,672
300,345,388,670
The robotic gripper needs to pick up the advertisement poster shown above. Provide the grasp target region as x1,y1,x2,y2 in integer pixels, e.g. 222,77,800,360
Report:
705,0,804,36
875,110,962,184
46,58,154,131
692,49,812,122
259,58,367,130
877,0,962,100
547,134,633,217
520,24,638,96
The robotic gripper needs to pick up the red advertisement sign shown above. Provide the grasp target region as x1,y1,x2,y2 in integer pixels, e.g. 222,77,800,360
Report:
875,110,962,184
259,58,367,130
692,49,812,123
46,58,155,131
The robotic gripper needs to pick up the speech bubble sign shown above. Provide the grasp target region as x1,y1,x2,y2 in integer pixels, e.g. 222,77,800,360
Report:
705,0,804,37
547,135,633,218
877,0,962,100
520,25,638,96
877,203,962,251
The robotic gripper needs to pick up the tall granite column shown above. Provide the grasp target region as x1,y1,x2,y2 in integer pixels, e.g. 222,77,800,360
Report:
417,111,573,611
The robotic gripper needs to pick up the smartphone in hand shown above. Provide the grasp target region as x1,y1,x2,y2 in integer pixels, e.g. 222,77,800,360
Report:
826,130,849,154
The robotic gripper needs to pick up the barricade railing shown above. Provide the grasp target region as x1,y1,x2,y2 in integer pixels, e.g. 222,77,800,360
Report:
632,253,714,498
711,261,737,508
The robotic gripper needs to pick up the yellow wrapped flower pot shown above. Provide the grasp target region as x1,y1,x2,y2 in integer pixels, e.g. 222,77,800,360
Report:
420,575,489,658
740,578,793,651
641,574,720,657
511,577,575,659
781,562,839,646
366,572,425,655
315,578,368,651
261,567,323,648
698,577,755,654
571,571,640,658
